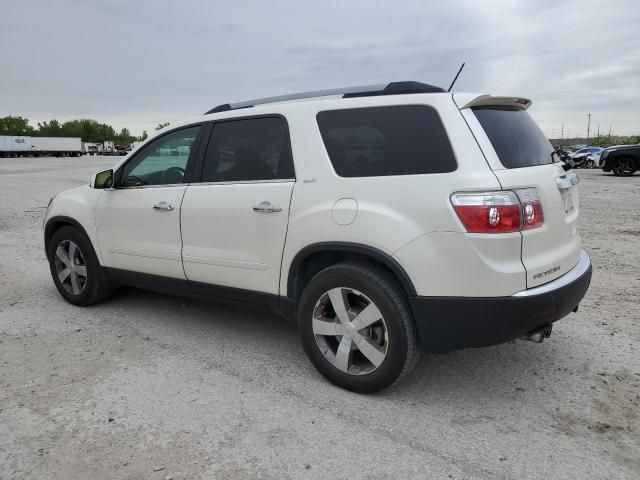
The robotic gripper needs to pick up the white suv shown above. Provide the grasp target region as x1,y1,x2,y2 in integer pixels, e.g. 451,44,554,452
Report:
44,81,592,393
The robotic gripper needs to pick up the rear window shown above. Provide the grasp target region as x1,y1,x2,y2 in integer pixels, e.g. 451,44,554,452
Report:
316,105,457,177
473,107,554,169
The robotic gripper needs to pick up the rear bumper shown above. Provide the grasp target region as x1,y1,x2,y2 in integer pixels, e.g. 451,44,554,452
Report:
409,249,592,353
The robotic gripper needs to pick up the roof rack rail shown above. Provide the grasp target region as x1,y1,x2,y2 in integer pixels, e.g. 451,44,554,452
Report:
204,81,445,114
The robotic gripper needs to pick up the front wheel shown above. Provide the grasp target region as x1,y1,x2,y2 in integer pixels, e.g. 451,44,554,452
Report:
585,159,595,169
48,226,112,306
298,263,420,393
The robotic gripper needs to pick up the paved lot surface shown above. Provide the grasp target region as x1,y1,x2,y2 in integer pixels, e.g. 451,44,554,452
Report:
1,156,639,479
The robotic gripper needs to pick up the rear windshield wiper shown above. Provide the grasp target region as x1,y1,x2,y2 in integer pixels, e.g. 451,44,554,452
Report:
553,151,574,171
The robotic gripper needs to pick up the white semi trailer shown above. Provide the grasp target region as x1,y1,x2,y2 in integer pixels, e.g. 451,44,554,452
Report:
0,136,82,157
0,136,32,157
31,137,82,157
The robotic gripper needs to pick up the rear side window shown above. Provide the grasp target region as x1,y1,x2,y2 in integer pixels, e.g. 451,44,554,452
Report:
316,105,457,177
201,116,294,182
473,107,553,169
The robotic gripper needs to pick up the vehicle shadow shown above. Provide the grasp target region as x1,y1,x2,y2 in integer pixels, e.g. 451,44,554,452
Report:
107,286,582,402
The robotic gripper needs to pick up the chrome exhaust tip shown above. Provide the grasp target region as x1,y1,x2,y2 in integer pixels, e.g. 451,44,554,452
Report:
521,324,553,343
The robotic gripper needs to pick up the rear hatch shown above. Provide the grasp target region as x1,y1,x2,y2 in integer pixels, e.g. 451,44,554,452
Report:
456,94,581,288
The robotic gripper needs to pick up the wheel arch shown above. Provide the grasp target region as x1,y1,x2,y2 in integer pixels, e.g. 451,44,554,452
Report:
286,242,417,302
44,216,98,263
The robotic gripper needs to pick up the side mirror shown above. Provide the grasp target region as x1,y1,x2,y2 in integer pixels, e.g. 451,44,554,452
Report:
92,169,114,189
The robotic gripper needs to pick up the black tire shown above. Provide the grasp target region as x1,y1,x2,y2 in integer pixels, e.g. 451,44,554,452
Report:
48,226,113,306
585,159,594,169
612,157,637,176
298,262,420,393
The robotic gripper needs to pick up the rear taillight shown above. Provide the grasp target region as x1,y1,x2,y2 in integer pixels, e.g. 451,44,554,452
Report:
451,189,544,234
451,192,521,233
515,188,544,230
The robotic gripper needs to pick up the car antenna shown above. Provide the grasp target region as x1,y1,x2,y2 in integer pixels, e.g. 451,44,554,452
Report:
447,62,466,92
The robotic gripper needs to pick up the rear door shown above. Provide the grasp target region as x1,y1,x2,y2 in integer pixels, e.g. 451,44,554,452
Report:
180,116,295,296
457,96,581,288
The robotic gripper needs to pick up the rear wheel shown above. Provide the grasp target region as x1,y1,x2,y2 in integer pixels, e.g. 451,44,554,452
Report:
48,226,112,306
612,157,637,176
298,263,419,393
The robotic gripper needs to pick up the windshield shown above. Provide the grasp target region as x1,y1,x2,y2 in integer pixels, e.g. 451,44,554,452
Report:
473,107,554,169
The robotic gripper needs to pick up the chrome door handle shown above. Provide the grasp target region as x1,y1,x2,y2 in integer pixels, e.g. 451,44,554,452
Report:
253,201,282,213
153,202,175,211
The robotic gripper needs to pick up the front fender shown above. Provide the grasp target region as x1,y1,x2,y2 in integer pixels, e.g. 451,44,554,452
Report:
44,186,103,263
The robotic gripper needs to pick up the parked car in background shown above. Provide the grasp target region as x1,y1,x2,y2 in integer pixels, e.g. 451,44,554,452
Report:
586,151,603,168
600,145,640,176
115,144,130,155
570,147,604,168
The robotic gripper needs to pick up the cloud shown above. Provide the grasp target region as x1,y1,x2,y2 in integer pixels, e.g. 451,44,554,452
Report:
1,0,638,137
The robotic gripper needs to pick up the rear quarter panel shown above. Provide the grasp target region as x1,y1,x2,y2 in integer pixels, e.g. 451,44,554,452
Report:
279,94,525,297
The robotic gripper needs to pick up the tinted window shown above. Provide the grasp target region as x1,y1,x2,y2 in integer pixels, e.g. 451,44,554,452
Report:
120,126,201,186
201,117,294,182
316,105,456,177
473,107,553,169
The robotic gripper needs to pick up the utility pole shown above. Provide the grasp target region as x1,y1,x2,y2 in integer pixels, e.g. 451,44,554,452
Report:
561,124,564,140
608,125,612,144
587,113,591,142
597,125,600,143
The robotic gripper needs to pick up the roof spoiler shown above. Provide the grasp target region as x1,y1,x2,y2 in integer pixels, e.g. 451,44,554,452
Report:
462,95,532,110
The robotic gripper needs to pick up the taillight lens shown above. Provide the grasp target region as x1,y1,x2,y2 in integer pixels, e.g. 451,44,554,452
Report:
515,188,544,230
451,189,544,233
451,192,521,233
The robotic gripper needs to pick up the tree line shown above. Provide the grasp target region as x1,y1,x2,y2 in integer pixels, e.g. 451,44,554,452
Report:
550,134,640,148
0,116,173,145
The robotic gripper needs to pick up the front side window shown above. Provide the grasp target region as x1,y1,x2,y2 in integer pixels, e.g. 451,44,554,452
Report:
316,105,457,177
119,126,201,187
201,116,294,182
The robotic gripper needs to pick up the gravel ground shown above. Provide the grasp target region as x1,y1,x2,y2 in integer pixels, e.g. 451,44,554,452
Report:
1,156,639,480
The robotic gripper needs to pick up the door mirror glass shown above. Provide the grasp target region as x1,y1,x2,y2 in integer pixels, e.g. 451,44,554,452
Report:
93,169,114,189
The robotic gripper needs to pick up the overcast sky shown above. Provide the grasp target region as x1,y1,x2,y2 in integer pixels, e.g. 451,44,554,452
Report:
2,0,639,138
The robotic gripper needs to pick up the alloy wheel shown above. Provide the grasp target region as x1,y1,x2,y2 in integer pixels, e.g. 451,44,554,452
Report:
312,287,388,375
54,240,88,295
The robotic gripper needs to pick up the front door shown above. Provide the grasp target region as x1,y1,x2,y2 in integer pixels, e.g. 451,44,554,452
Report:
180,116,295,295
95,125,204,279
